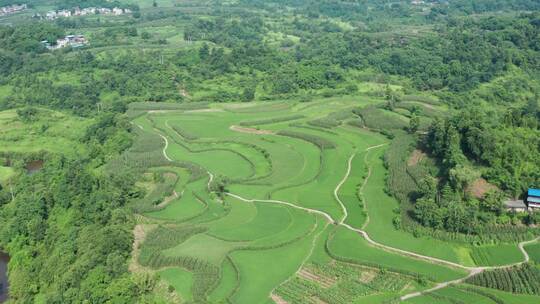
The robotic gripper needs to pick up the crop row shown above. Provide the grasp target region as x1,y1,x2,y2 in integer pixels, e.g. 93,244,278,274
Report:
276,261,409,304
226,102,292,113
129,102,210,111
171,124,199,140
312,261,407,292
401,95,441,106
149,117,259,180
289,123,339,135
139,225,207,266
239,114,305,126
352,106,408,131
138,225,222,301
146,252,219,301
458,286,504,304
324,231,436,281
307,108,354,129
466,264,540,295
277,130,336,149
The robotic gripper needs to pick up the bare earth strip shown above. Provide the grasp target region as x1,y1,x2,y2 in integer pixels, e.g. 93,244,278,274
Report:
230,125,275,135
271,293,289,304
298,268,336,288
129,224,151,273
359,270,377,283
407,149,425,166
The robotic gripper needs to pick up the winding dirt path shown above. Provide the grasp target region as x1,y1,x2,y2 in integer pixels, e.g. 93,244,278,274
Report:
154,122,538,302
158,133,173,162
334,153,356,224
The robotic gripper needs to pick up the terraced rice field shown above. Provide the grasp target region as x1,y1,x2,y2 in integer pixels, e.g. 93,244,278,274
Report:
127,99,536,303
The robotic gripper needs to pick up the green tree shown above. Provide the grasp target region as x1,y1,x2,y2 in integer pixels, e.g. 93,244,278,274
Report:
481,190,505,215
408,114,420,133
242,84,256,102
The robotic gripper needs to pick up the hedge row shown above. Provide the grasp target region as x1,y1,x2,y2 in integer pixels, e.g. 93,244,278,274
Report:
171,124,199,140
277,130,336,149
239,114,305,126
307,108,354,129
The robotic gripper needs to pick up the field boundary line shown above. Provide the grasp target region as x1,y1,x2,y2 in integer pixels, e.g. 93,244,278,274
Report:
335,153,355,224
148,121,538,303
359,149,374,230
269,219,330,303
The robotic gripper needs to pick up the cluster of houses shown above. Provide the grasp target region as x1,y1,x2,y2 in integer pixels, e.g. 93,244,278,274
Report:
41,35,88,50
34,6,131,20
0,3,26,16
504,188,540,212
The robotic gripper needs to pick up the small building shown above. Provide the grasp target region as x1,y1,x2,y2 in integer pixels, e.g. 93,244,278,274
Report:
42,35,88,50
112,7,123,15
527,188,540,210
504,199,527,212
57,9,71,17
98,8,111,14
0,3,27,16
45,11,57,19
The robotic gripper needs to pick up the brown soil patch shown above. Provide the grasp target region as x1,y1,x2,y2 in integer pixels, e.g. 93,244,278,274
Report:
129,224,147,272
298,268,336,288
467,178,499,199
26,160,44,174
163,172,176,179
271,293,288,304
180,88,190,98
407,149,425,166
157,190,179,208
359,270,377,283
400,282,413,292
230,125,275,135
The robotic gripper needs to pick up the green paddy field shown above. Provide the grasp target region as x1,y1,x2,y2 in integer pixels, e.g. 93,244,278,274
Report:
127,98,538,304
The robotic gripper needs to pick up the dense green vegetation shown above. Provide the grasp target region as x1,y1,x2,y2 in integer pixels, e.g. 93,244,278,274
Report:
0,0,539,303
467,264,540,295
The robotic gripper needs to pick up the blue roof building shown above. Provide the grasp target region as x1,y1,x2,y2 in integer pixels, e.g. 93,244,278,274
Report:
528,188,540,197
527,188,540,209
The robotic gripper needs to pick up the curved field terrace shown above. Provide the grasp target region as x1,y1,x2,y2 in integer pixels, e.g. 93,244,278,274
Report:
127,99,538,304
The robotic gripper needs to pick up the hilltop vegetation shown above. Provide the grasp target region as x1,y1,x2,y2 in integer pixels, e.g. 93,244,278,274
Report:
0,0,539,303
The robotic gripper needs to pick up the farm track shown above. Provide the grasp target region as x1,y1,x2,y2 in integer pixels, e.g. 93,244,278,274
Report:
152,118,539,302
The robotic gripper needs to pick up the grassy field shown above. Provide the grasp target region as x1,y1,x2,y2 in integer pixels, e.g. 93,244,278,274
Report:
130,97,530,303
158,267,194,302
405,284,540,304
0,166,14,183
0,108,90,157
525,241,540,264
